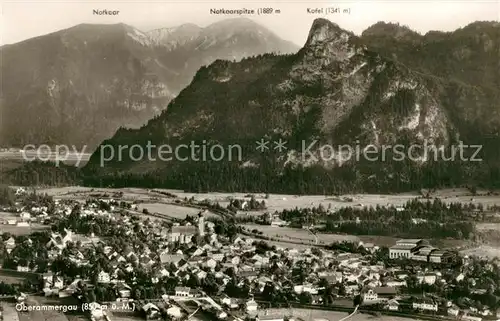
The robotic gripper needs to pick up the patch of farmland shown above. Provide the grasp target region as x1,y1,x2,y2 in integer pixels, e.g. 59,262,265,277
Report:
477,223,500,231
0,271,31,285
243,224,359,245
36,186,94,196
137,203,213,219
0,302,20,321
18,296,70,321
0,211,19,220
243,225,466,250
461,245,500,259
263,240,317,250
153,191,423,214
31,187,500,213
0,224,49,235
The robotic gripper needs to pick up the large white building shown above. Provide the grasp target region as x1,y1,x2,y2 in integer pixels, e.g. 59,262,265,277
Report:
389,239,454,264
389,239,428,259
169,212,206,243
169,225,197,244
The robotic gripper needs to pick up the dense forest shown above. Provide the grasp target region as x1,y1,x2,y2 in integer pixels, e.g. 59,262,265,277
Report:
2,156,500,195
245,198,489,240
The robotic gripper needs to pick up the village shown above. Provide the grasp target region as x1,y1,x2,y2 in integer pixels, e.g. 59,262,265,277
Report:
0,187,499,321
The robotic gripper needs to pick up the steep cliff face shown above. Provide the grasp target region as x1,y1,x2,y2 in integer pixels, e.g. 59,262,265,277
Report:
361,21,500,101
0,19,299,150
86,18,498,188
361,20,500,154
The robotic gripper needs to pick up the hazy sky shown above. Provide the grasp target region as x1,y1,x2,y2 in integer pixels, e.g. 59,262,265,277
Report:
1,0,499,46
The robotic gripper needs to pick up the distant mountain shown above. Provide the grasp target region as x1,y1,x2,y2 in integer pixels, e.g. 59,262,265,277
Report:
0,18,299,150
147,23,203,48
83,19,500,193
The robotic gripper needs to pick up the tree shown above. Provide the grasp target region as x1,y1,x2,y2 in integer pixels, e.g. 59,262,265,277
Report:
299,292,312,304
188,274,201,288
202,273,218,295
1,233,12,241
134,288,142,299
87,290,97,303
0,185,14,206
353,294,363,307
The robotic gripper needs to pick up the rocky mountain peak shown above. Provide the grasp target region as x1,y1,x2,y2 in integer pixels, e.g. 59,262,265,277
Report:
305,18,352,45
302,18,361,63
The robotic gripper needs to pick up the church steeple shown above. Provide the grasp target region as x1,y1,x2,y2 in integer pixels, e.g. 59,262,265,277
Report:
198,210,205,236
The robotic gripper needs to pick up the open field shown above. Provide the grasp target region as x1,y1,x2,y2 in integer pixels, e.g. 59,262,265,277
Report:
460,245,500,259
22,295,82,321
0,269,40,284
0,273,27,284
38,187,177,205
137,203,203,219
261,240,318,250
17,306,70,321
1,302,20,321
0,224,50,235
36,186,95,196
31,186,500,255
0,296,85,321
36,187,500,212
477,223,500,231
244,224,468,250
256,308,419,321
157,190,420,214
104,187,500,214
243,224,360,245
0,211,19,220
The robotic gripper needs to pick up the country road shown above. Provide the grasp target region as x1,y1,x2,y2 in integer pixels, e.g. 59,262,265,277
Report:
338,305,358,321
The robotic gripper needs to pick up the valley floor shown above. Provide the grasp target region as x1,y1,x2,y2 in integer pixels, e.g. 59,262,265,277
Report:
27,186,500,258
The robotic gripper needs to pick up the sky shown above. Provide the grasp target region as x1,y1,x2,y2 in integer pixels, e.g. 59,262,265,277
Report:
1,0,499,46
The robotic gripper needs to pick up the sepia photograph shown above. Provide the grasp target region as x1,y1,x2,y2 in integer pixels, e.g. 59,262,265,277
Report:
0,1,500,321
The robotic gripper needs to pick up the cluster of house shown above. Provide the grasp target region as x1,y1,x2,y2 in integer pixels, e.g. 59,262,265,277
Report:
0,197,59,226
1,197,496,321
389,239,454,264
266,213,289,227
361,287,493,321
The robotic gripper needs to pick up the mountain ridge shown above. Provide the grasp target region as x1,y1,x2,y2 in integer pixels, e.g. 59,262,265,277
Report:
82,18,500,193
0,18,299,150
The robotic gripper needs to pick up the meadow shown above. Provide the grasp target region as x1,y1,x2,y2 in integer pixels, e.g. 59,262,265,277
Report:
137,203,202,219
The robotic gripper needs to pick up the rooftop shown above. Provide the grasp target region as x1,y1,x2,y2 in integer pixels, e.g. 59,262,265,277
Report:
416,247,436,255
374,287,398,295
160,253,184,264
175,286,192,292
171,225,197,234
390,244,418,250
429,250,448,257
396,239,424,244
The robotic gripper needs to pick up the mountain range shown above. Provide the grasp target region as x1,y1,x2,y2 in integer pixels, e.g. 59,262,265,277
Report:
82,18,500,193
0,18,298,150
